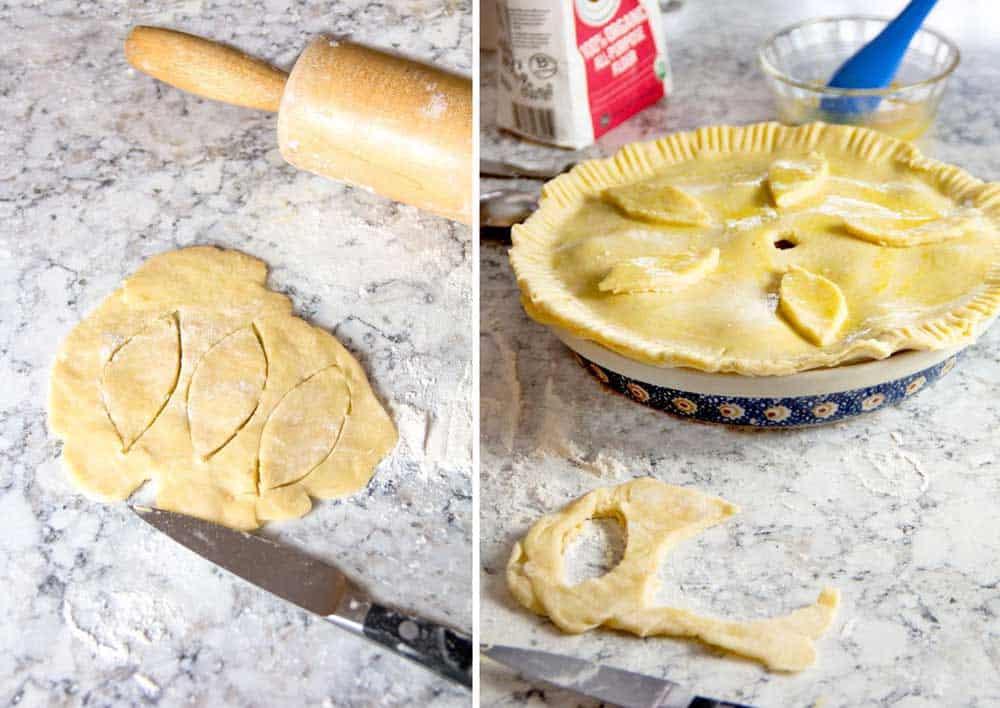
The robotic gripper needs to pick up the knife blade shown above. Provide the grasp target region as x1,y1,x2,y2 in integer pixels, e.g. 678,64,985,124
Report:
480,188,539,231
479,156,577,233
480,157,576,180
132,506,472,688
483,645,755,708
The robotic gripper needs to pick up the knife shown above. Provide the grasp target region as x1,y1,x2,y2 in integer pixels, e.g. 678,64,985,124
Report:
132,506,472,688
480,157,576,180
479,158,576,233
483,645,756,708
480,188,539,232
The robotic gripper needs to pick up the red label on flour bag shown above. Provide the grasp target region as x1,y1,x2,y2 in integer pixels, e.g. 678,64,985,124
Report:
573,0,666,140
495,0,671,149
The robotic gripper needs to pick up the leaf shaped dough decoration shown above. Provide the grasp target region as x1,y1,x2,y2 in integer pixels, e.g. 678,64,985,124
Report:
599,248,720,294
258,365,351,491
768,152,829,208
604,182,711,226
101,313,181,451
778,266,848,347
843,211,975,247
187,326,267,458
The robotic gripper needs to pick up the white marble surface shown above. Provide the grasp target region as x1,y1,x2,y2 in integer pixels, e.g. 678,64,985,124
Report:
1,1,471,706
480,1,1000,706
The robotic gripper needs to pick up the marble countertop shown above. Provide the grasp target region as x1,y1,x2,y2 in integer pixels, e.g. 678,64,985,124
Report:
1,2,471,706
480,1,1000,706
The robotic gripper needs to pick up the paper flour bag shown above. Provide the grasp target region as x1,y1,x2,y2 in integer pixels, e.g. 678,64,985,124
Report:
496,0,672,149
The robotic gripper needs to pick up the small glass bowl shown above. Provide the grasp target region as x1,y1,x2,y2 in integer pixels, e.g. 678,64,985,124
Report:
758,15,960,140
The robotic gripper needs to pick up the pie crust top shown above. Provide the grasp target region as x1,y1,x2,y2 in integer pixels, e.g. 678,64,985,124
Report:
509,123,1000,375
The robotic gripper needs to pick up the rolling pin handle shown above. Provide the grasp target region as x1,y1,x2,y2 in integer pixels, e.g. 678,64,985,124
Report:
124,26,287,112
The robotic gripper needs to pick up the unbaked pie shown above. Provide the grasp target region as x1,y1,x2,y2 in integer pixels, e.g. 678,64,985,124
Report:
510,123,1000,375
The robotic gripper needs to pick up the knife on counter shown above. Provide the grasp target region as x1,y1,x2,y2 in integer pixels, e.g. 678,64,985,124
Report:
480,158,577,180
132,506,472,688
479,158,575,233
483,645,756,708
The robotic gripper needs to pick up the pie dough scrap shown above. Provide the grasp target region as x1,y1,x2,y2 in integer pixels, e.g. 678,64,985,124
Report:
510,123,1000,374
507,478,840,672
604,182,711,226
49,247,398,530
843,211,977,247
768,151,829,208
778,266,848,346
598,248,720,294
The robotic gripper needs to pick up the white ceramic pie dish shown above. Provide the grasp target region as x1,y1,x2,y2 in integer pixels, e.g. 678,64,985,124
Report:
553,327,964,427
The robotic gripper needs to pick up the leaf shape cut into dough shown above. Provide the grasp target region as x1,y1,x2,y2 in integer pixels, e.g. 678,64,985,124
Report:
843,212,975,247
258,366,350,491
768,152,828,208
101,313,181,451
187,326,267,458
598,248,720,294
778,266,848,347
604,182,711,226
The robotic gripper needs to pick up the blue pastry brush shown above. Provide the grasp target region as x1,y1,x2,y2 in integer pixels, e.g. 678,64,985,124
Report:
821,0,939,114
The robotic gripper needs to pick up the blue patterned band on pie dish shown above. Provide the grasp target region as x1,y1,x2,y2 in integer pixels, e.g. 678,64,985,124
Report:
569,350,960,427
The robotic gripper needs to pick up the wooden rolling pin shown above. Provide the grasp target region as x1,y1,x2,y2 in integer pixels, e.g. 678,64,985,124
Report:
125,27,472,224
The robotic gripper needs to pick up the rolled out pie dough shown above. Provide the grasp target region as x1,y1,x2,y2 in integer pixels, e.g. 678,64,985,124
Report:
49,247,397,530
507,478,840,671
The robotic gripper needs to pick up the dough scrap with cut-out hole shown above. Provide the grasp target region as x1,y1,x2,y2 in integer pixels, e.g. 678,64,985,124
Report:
778,266,848,346
49,247,397,530
599,248,720,294
507,478,840,672
843,211,976,247
768,152,828,208
187,327,267,459
604,182,711,226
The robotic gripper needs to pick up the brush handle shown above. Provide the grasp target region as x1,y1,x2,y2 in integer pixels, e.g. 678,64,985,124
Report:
124,26,287,112
828,0,939,89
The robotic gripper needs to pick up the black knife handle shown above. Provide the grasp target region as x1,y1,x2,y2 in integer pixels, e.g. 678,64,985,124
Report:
689,697,756,708
362,603,473,689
